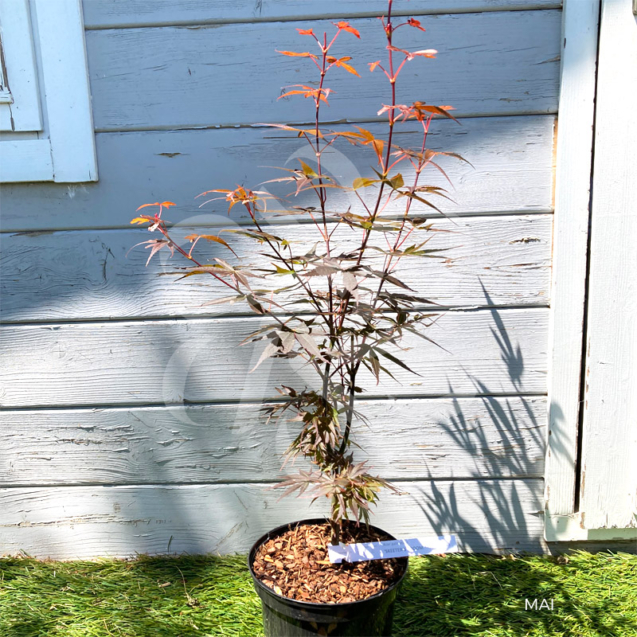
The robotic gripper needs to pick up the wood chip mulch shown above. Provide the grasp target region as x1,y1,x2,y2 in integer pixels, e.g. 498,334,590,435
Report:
252,521,406,604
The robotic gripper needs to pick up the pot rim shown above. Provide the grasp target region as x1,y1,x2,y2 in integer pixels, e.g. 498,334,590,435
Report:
247,517,409,610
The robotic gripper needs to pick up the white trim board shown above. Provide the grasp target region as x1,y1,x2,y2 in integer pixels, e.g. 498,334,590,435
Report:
546,514,637,542
544,0,601,538
32,0,97,181
578,0,637,531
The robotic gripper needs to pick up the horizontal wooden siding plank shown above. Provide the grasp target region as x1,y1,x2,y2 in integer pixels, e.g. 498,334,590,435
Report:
0,396,546,485
83,0,563,29
0,116,555,232
0,308,548,408
0,215,551,323
0,479,546,557
85,11,561,130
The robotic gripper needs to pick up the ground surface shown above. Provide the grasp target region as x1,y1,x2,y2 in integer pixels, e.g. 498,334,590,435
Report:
0,551,635,636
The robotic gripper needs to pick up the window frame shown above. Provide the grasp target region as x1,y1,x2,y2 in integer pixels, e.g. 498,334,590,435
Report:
0,0,97,183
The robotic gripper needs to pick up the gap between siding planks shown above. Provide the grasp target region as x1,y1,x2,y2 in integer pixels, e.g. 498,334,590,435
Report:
91,113,560,134
0,115,555,233
0,396,546,485
544,0,600,537
0,479,547,558
82,1,563,29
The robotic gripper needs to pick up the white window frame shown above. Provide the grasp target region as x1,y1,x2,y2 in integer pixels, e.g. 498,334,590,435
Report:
0,0,41,131
0,0,97,182
0,34,17,104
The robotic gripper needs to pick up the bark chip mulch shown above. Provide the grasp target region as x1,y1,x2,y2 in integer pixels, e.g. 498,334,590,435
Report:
251,521,406,604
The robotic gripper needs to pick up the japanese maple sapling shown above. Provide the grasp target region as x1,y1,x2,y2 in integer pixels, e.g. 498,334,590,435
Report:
130,1,466,546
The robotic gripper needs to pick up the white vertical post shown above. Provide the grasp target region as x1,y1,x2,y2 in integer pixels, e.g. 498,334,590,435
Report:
544,0,601,539
579,0,637,531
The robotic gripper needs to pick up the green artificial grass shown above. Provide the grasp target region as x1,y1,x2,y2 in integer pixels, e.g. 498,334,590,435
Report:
0,551,635,636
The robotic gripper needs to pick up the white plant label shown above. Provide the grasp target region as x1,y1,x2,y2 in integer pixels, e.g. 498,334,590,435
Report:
328,534,458,564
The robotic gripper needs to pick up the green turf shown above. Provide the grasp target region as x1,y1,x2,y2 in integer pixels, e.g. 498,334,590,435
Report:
1,551,635,636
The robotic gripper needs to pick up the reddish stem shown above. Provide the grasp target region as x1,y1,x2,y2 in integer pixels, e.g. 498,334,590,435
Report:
157,225,241,293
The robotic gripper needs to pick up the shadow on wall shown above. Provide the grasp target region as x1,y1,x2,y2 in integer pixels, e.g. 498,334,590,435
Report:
114,288,545,557
0,113,551,558
402,283,546,554
0,269,549,557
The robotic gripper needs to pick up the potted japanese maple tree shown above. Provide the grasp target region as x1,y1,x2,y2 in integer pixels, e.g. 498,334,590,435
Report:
130,2,464,634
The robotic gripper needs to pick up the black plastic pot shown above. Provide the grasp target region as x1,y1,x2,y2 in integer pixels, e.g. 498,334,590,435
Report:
248,518,409,636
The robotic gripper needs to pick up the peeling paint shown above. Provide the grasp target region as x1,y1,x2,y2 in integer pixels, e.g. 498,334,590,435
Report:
509,237,541,244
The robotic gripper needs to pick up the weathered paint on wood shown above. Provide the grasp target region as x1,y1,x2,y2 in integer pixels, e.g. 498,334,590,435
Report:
83,0,563,29
544,0,600,525
0,308,548,408
0,0,562,557
0,396,546,485
0,115,555,232
579,0,637,531
85,11,561,131
0,215,551,323
0,479,546,558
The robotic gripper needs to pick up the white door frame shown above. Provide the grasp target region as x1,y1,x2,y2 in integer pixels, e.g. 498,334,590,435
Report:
545,0,637,541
